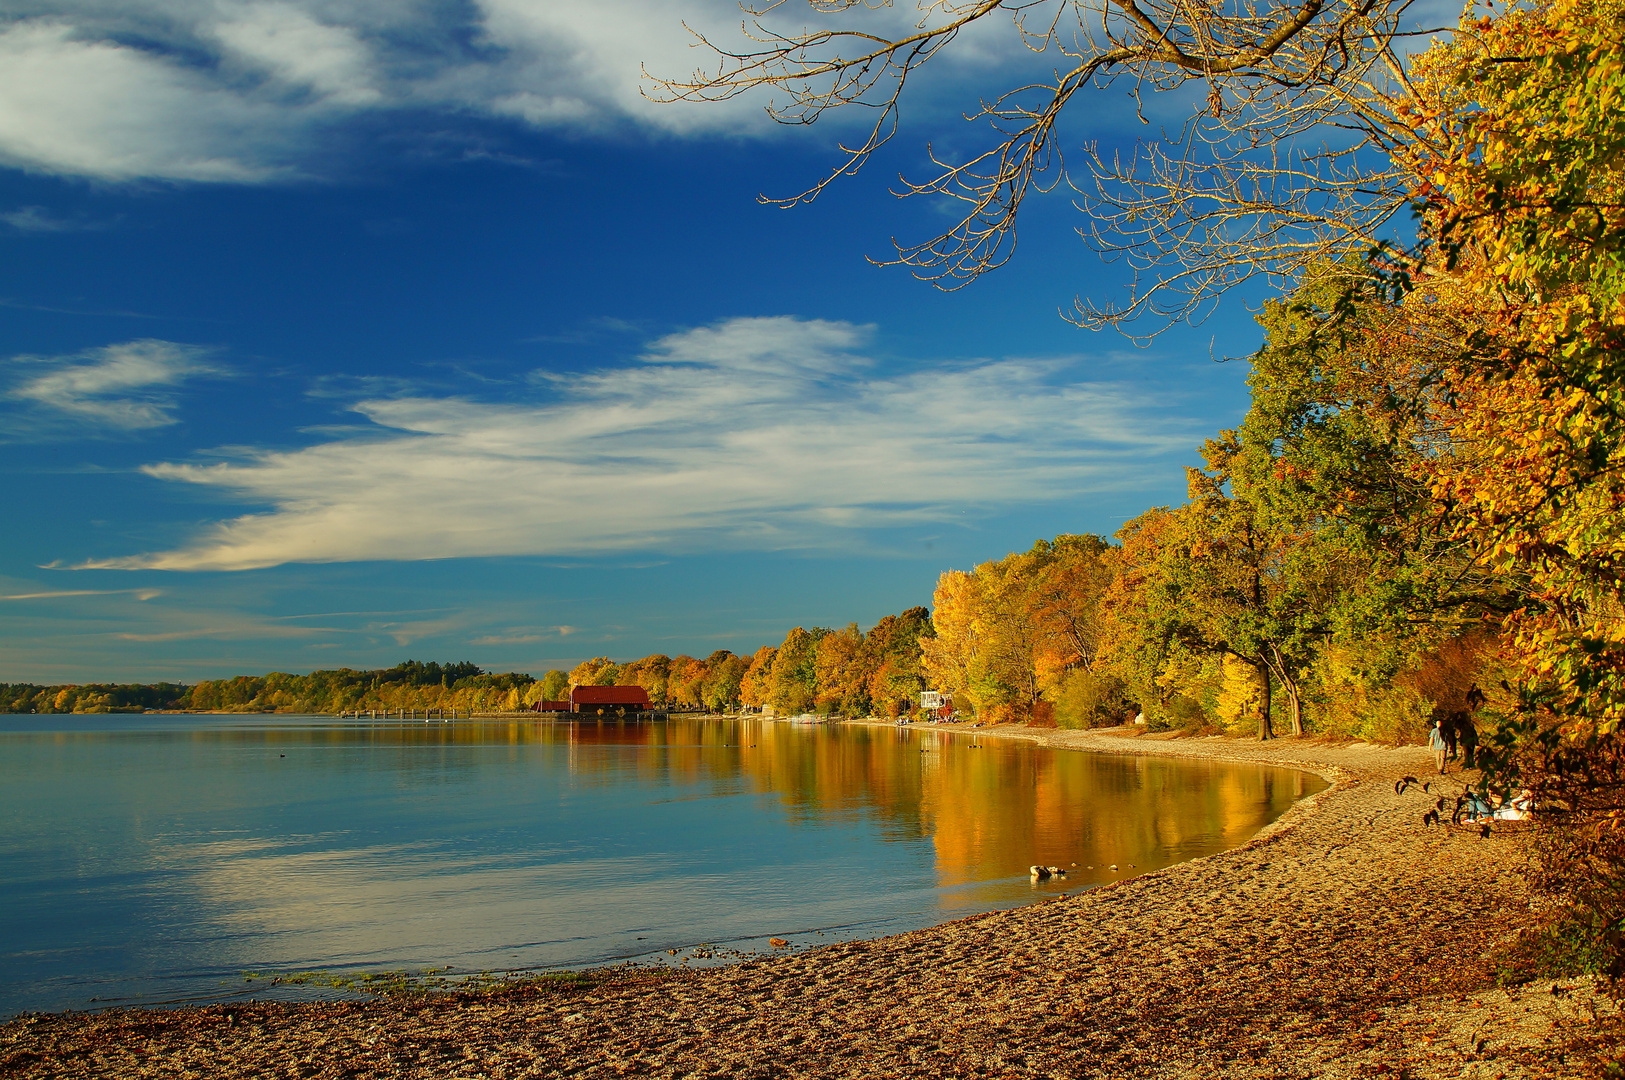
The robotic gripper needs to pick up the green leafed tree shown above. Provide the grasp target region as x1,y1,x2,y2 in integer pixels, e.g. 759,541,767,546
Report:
770,627,825,714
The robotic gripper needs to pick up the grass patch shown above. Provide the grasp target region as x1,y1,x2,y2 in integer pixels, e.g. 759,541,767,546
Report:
1493,908,1614,987
239,967,616,1000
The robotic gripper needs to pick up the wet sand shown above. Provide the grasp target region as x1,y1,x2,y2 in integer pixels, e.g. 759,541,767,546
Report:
3,726,1614,1078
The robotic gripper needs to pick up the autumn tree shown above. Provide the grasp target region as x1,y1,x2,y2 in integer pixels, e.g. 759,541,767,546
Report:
620,655,672,703
1242,267,1515,733
923,537,1116,722
814,624,868,715
536,670,569,703
862,606,936,718
920,570,984,714
1387,0,1625,973
740,645,777,709
568,657,620,687
667,655,711,708
701,651,748,712
1408,0,1625,734
770,628,825,714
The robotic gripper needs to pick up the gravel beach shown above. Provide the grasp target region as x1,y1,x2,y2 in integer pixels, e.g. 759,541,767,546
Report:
3,725,1615,1079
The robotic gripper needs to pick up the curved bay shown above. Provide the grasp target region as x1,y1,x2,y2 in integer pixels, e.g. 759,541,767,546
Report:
0,715,1324,1017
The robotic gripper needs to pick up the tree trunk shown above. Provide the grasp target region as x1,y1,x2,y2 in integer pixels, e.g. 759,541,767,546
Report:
1255,658,1273,741
1259,644,1301,737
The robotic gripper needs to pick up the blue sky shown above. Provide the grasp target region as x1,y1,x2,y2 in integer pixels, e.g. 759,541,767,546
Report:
0,0,1273,683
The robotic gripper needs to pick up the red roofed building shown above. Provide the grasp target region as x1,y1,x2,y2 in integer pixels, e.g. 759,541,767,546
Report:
570,684,653,713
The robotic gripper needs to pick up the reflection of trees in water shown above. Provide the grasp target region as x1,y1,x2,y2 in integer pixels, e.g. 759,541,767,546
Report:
164,719,1318,865
552,720,1320,891
925,747,1319,889
567,719,934,839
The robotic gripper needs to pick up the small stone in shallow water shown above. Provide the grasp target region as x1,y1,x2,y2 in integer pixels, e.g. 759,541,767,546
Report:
770,938,790,948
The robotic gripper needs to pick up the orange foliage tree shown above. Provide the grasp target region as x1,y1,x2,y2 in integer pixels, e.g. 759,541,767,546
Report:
922,536,1115,723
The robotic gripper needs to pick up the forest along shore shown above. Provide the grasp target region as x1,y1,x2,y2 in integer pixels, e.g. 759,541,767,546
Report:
2,731,1614,1079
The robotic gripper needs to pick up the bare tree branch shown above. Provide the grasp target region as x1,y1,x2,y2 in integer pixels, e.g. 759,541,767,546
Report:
647,0,1436,336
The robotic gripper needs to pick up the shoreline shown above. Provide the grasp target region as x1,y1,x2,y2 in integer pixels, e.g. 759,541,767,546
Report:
3,726,1615,1078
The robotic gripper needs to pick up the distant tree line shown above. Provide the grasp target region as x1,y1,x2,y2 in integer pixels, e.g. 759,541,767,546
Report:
0,682,193,714
0,660,521,715
538,606,935,717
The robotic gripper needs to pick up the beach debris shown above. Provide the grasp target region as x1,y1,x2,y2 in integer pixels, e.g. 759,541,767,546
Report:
769,938,790,948
1029,865,1051,880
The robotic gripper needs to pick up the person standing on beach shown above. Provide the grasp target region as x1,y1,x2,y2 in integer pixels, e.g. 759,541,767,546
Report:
1459,715,1480,769
1429,719,1448,774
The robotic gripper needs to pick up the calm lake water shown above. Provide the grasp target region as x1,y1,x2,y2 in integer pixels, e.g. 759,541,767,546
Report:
0,715,1324,1019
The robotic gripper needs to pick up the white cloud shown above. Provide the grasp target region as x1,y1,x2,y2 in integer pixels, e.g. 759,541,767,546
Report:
84,316,1202,571
210,3,381,106
0,1,1023,180
9,339,215,430
0,20,304,181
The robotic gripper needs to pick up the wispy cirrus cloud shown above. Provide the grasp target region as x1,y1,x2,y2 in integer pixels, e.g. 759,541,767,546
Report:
81,315,1206,572
0,205,111,232
8,339,216,432
471,627,578,646
0,587,161,600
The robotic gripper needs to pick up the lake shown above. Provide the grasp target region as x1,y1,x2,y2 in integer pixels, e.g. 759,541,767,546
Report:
0,714,1324,1019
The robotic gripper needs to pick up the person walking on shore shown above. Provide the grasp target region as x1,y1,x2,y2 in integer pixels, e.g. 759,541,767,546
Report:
1429,719,1448,774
